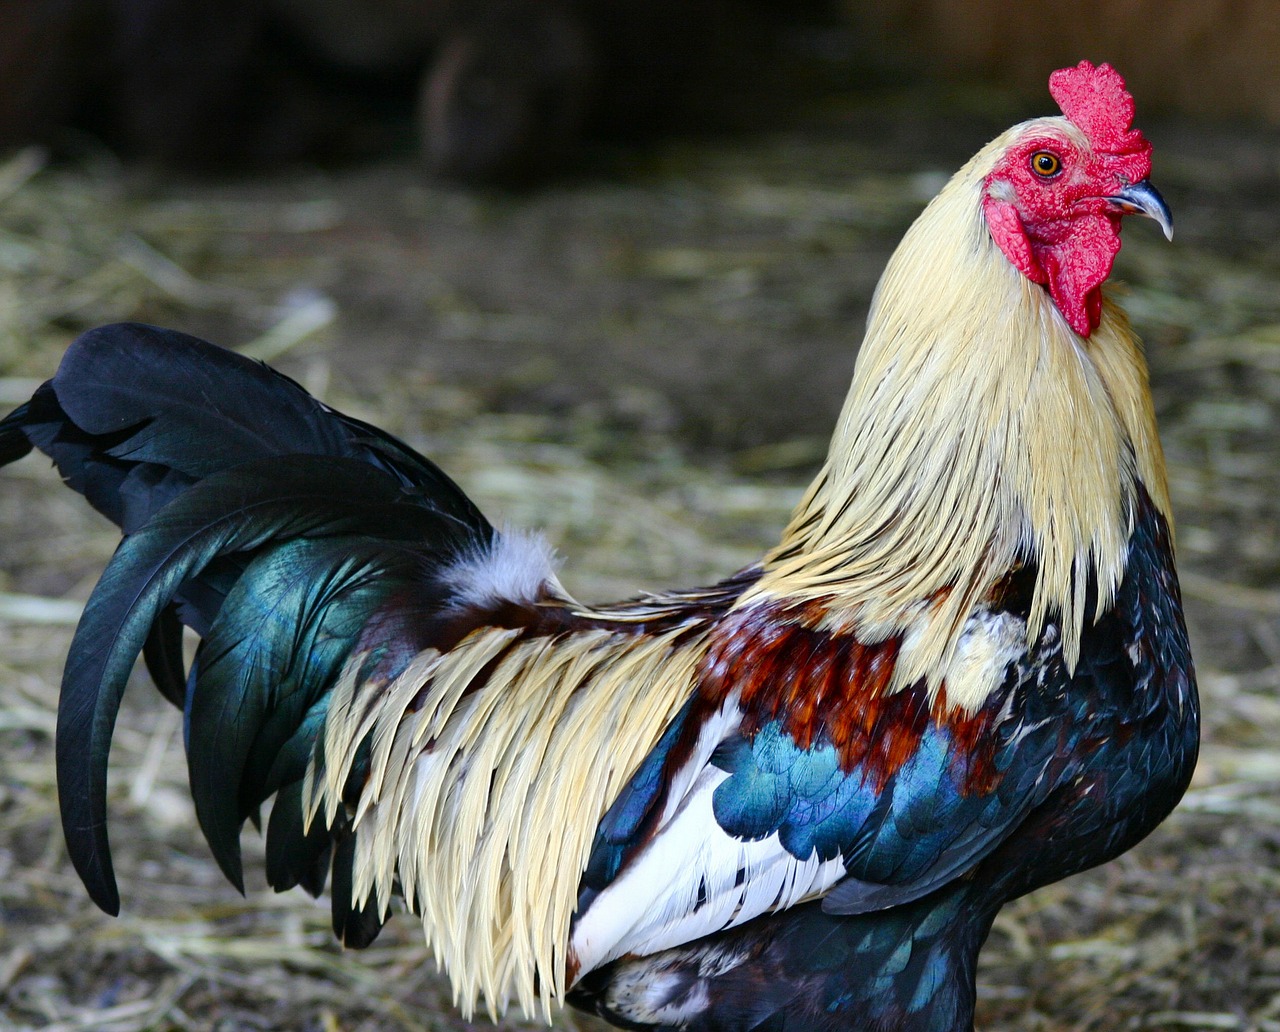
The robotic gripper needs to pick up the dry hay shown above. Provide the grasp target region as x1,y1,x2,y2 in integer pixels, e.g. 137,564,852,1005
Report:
0,94,1278,1031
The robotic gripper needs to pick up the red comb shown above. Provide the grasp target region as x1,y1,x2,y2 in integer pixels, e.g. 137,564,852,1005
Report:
1049,61,1147,156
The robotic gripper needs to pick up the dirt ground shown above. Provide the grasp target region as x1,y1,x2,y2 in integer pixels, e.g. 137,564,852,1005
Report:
1,81,1280,1031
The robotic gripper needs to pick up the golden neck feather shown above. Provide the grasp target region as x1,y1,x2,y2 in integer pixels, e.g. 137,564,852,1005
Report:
742,125,1171,690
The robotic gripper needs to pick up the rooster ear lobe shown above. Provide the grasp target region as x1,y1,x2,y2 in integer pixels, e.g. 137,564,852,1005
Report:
983,196,1045,285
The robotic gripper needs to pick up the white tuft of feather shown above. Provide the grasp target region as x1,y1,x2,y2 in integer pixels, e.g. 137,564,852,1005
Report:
940,608,1027,713
443,527,562,609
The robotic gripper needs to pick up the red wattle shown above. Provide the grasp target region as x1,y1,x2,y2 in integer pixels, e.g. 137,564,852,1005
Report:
986,195,1122,337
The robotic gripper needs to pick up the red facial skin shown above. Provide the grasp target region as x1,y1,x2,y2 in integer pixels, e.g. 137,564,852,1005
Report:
983,61,1154,337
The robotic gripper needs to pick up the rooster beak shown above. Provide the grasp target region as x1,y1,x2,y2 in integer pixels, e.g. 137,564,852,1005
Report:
1107,179,1174,241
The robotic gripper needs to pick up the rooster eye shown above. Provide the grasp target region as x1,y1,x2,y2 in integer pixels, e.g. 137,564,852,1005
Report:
1031,151,1062,178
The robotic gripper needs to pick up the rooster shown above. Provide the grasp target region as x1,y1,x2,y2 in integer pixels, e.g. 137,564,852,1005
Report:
0,61,1196,1031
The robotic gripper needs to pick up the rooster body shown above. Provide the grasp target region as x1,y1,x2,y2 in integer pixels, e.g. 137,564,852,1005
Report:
1,62,1196,1031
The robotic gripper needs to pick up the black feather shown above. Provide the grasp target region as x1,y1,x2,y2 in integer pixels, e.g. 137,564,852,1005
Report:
265,779,333,897
57,455,467,912
2,322,491,551
0,401,34,465
141,605,188,708
331,831,385,949
49,323,491,532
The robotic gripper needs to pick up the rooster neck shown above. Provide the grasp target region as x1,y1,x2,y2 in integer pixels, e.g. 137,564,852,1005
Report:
744,140,1171,694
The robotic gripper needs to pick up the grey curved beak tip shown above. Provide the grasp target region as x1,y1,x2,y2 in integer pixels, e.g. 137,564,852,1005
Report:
1109,179,1174,241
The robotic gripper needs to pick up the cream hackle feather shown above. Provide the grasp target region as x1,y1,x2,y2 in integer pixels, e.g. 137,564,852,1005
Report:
744,116,1171,693
305,116,1172,1025
307,618,714,1021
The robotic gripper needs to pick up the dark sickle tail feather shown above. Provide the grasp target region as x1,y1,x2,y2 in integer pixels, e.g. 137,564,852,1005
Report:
0,324,494,927
2,322,489,535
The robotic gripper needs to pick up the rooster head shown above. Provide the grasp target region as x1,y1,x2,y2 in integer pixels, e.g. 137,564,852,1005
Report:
983,60,1172,337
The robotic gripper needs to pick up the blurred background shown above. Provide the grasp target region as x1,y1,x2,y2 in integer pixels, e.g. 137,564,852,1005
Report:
1,1,1279,1029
